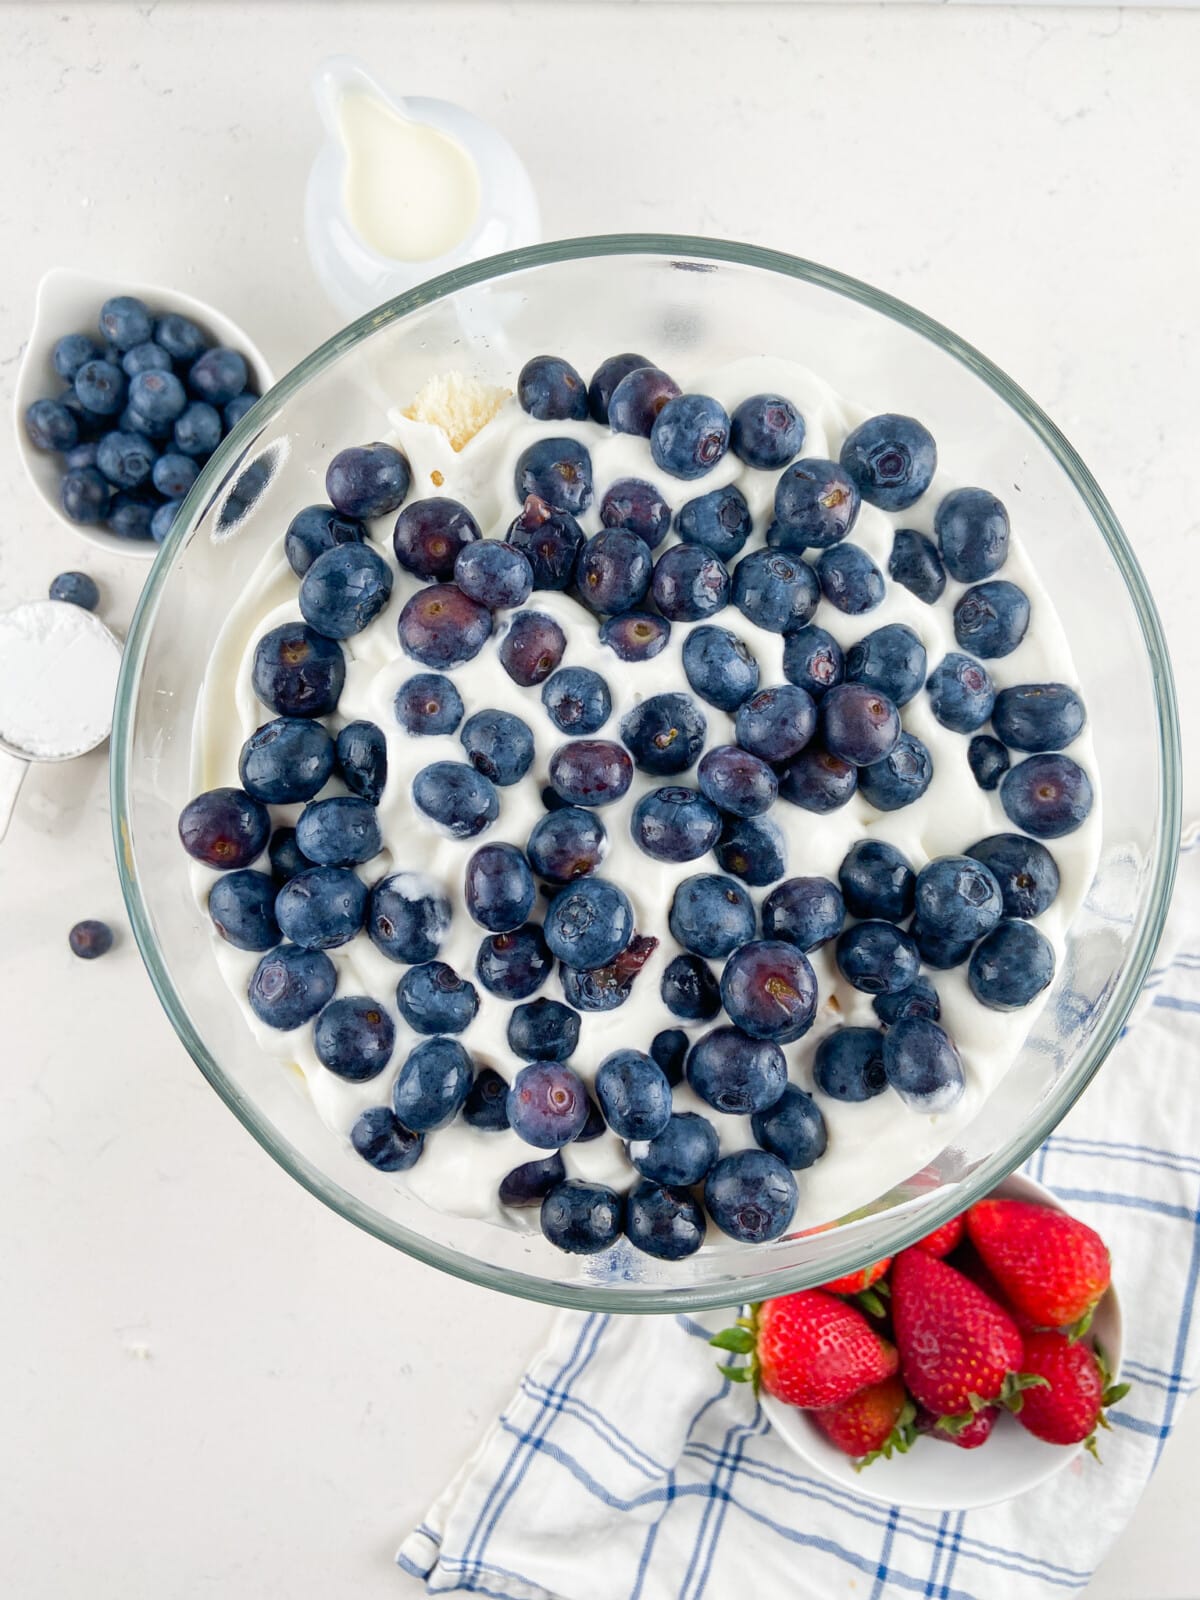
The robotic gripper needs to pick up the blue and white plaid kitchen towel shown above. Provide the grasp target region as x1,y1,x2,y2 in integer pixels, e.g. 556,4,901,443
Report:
398,831,1199,1600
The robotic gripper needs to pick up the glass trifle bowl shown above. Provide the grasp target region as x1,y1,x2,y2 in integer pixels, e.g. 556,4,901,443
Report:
112,236,1180,1312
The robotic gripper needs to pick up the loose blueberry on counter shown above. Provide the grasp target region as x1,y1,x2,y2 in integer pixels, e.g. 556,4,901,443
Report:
238,717,335,805
248,943,336,1030
935,487,1010,582
517,354,589,421
252,622,345,718
588,351,651,423
816,543,885,615
914,855,1004,946
626,1181,706,1260
629,1111,720,1188
475,922,553,999
558,932,658,1013
541,667,612,735
122,341,172,377
314,996,395,1081
777,744,857,813
926,651,995,733
731,549,819,634
595,1049,673,1141
681,625,759,712
882,1018,965,1112
367,872,451,963
858,731,934,812
720,939,818,1043
504,495,585,591
620,691,707,776
412,761,500,838
129,369,188,426
1000,754,1094,839
99,295,153,351
649,1028,689,1086
651,543,731,622
845,624,927,709
527,806,607,883
268,827,309,886
48,571,99,610
632,786,722,862
966,833,1060,919
272,866,368,950
454,539,534,609
820,683,901,767
397,583,492,668
507,1060,590,1147
393,496,481,581
992,683,1087,752
68,919,114,960
599,478,672,548
836,920,920,996
839,414,937,511
464,842,537,932
497,609,567,686
499,1153,566,1207
953,580,1030,659
209,876,281,947
462,1067,512,1131
715,815,787,886
704,1150,797,1243
813,1027,888,1102
394,672,464,736
548,740,633,806
543,878,633,969
968,734,1010,792
675,483,753,562
762,876,844,952
770,458,860,550
108,492,157,541
599,610,671,663
660,952,722,1021
507,998,581,1062
608,366,681,436
839,839,915,923
697,744,778,817
284,504,368,576
873,976,941,1026
336,721,387,804
53,333,103,381
60,466,110,525
224,392,259,431
541,1180,624,1255
96,431,156,490
969,919,1056,1010
295,796,381,865
460,709,535,786
74,358,126,417
393,1036,474,1131
730,392,805,470
326,441,412,519
397,961,480,1035
669,873,756,959
782,624,844,699
179,786,270,869
152,452,199,500
650,393,731,480
154,312,207,362
686,1025,787,1114
25,398,79,452
173,401,222,457
575,529,653,614
751,1084,828,1170
351,1107,424,1171
889,527,946,604
734,684,817,765
514,438,593,516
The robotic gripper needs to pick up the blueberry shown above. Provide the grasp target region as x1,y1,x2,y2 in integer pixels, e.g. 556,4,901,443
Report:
558,932,659,1013
505,496,585,591
927,652,995,733
173,401,222,457
992,683,1086,752
629,1112,719,1187
816,543,885,615
412,760,499,838
154,313,207,362
820,684,901,767
128,369,187,426
248,943,336,1030
179,787,269,868
968,919,1056,1010
252,622,345,717
838,840,915,923
122,340,173,377
393,497,481,580
588,351,651,422
697,745,778,817
609,366,681,436
527,807,607,883
858,731,934,812
507,1060,589,1147
813,1027,888,1101
284,504,367,576
599,610,672,662
777,745,857,813
651,543,730,621
300,543,393,639
314,996,394,1081
507,998,580,1062
968,734,1011,792
882,1018,964,1112
367,873,450,962
660,952,721,1020
336,721,387,804
761,876,845,952
151,451,199,500
25,398,79,452
686,1025,787,1114
669,873,755,958
96,429,156,490
889,527,947,604
626,1181,705,1260
224,392,259,431
327,442,411,519
548,739,632,806
704,1150,797,1243
632,786,722,862
74,359,126,417
914,855,1004,944
544,878,633,969
393,1036,473,1131
351,1107,424,1171
730,392,805,469
59,466,110,525
715,815,787,886
186,346,248,407
966,833,1060,919
721,940,817,1042
98,295,152,351
1001,754,1094,839
620,692,707,775
517,354,588,421
499,1154,566,1207
681,625,760,713
782,625,844,698
63,439,99,470
836,920,920,996
296,796,381,865
397,961,479,1035
541,1180,624,1254
514,438,593,516
206,871,279,951
107,492,157,541
53,333,103,381
394,672,464,737
462,1068,512,1131
771,458,860,550
845,626,926,711
675,484,753,562
454,539,534,609
398,584,492,668
238,717,335,804
475,923,552,999
731,549,819,634
840,414,937,510
268,827,309,886
595,1050,672,1141
734,684,818,764
873,976,941,1026
575,529,653,615
599,478,673,548
650,1028,689,1085
936,487,1010,582
910,921,974,972
48,571,99,610
650,393,730,479
751,1085,828,1170
464,842,536,932
498,610,567,686
541,668,611,735
953,580,1030,659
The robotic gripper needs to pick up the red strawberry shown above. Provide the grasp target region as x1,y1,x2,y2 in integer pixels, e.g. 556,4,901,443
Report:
966,1199,1111,1334
811,1375,917,1466
711,1291,899,1408
822,1257,892,1295
1016,1332,1130,1456
912,1214,965,1258
955,1245,1037,1331
916,1403,999,1449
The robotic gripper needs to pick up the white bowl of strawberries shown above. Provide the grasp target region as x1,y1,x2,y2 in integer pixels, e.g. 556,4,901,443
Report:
724,1174,1125,1511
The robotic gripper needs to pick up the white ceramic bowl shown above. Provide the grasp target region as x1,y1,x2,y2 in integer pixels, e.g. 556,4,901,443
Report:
761,1172,1122,1510
14,268,274,560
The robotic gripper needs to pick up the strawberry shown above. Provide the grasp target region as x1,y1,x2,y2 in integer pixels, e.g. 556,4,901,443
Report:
966,1198,1111,1335
916,1403,999,1450
1016,1332,1130,1456
822,1257,892,1295
811,1375,917,1467
912,1214,965,1258
711,1291,899,1408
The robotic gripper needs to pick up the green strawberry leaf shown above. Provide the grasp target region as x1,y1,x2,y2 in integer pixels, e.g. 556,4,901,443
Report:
1102,1381,1132,1408
719,1363,753,1383
854,1288,888,1319
710,1327,755,1354
1084,1431,1102,1463
999,1371,1050,1414
1065,1305,1096,1343
936,1410,975,1436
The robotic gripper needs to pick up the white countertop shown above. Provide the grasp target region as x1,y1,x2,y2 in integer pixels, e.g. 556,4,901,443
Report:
1,4,1196,1596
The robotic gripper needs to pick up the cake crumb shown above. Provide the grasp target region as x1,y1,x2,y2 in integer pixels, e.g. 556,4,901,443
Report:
403,372,511,452
431,469,444,487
